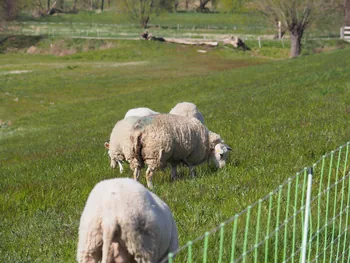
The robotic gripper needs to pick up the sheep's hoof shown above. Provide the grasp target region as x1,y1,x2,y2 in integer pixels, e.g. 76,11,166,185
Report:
147,181,154,190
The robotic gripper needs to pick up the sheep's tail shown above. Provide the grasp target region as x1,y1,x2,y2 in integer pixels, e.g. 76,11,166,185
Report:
130,131,144,170
101,222,121,263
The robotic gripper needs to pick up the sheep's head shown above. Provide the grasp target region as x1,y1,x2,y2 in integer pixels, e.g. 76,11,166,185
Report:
104,141,116,168
104,141,125,169
209,132,232,169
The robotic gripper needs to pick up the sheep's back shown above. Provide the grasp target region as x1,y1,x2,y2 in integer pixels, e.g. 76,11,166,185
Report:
135,114,209,167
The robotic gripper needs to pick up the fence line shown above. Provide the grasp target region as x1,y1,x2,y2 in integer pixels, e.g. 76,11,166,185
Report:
2,21,341,43
340,26,350,41
162,141,350,263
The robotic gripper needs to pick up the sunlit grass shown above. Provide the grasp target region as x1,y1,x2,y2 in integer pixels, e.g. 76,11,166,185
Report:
0,39,350,262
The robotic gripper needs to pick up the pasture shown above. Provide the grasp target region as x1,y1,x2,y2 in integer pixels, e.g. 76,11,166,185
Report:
0,38,350,262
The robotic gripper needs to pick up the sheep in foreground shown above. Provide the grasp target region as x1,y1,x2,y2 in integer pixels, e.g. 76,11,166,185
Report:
104,116,140,173
124,107,159,119
130,114,231,189
169,102,205,124
77,178,179,263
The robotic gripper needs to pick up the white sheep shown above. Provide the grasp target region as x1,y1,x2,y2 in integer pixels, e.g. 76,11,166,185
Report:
169,102,205,124
129,114,231,189
104,116,140,174
77,178,179,263
124,107,159,119
105,108,158,173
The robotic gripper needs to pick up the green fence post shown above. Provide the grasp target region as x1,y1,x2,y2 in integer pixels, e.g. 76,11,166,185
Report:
323,151,334,263
283,179,292,262
274,186,283,263
218,223,225,263
254,199,263,263
337,146,346,260
301,169,308,226
230,216,238,263
301,167,313,263
243,206,252,263
341,142,350,263
292,173,300,263
203,232,209,263
265,193,273,263
316,156,326,263
329,148,342,262
188,241,193,263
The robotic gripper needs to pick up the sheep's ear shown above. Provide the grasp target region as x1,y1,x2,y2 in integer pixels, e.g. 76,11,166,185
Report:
225,144,232,151
209,132,222,150
104,141,110,149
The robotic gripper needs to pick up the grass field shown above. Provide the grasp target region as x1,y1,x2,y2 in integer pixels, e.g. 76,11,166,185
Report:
1,38,350,262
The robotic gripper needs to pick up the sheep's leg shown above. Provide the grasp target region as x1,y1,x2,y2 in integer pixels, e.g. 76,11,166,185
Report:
189,165,196,178
118,161,124,174
110,159,117,169
171,164,177,181
146,167,155,189
101,225,114,263
133,167,140,181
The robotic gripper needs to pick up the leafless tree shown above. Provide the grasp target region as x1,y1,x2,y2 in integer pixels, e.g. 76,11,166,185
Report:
345,0,350,25
122,0,161,28
2,0,17,20
57,0,64,10
197,0,211,12
255,0,336,58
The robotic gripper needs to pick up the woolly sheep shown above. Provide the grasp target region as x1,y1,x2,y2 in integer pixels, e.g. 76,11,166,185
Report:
104,116,140,173
129,114,231,189
124,107,159,119
169,102,205,124
77,178,179,263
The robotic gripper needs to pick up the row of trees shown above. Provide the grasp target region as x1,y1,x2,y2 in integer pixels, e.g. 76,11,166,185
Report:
1,0,350,57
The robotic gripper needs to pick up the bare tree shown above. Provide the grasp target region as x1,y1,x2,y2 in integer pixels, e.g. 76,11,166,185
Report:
3,0,17,20
57,0,64,10
122,0,161,28
255,0,334,58
345,0,350,25
197,0,211,11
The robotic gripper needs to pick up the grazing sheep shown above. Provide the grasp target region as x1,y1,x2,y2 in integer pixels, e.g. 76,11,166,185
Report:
130,114,231,189
124,107,159,119
77,178,179,263
104,116,140,173
169,102,205,124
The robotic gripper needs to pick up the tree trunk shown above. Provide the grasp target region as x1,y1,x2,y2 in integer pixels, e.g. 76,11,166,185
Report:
4,0,16,20
290,31,303,58
141,16,149,28
101,0,105,11
197,0,210,12
47,0,51,10
345,0,350,25
174,0,178,12
57,0,64,10
73,0,77,12
186,0,189,10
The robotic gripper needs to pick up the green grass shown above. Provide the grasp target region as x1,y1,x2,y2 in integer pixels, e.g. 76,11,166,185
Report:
1,39,350,262
19,10,267,28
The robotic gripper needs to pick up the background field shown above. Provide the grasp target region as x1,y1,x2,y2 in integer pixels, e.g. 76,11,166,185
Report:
0,36,350,262
9,9,343,40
